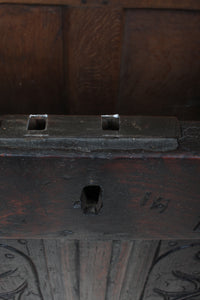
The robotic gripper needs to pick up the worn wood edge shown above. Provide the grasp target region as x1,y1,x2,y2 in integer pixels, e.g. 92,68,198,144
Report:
1,234,200,240
0,115,182,153
120,0,200,10
0,0,199,10
0,118,199,156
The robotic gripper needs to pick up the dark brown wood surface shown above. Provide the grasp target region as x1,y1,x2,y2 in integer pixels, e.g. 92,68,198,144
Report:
0,117,199,240
119,9,200,120
0,4,199,120
0,3,199,298
66,7,122,114
0,154,199,239
0,0,199,9
0,239,199,299
0,5,65,114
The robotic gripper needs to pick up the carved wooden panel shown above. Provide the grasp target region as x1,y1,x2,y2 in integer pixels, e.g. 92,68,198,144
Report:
0,239,199,299
143,241,200,299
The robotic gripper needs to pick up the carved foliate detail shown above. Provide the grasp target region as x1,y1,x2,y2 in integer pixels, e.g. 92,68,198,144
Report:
143,243,200,300
0,242,43,300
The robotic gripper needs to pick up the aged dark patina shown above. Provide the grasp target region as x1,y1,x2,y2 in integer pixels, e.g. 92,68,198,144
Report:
0,115,199,240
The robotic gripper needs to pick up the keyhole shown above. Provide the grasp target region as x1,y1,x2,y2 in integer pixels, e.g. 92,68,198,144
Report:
81,185,103,215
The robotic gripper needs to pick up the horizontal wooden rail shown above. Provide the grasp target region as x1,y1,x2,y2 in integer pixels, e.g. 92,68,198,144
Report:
0,115,199,240
0,0,200,10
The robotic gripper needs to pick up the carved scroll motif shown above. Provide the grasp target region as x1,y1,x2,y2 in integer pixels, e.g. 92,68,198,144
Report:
0,242,43,300
143,242,200,300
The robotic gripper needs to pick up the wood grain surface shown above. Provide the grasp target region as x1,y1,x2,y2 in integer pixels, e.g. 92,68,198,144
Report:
0,0,199,10
65,7,123,114
0,118,198,240
0,5,199,119
0,4,198,300
0,239,199,299
119,9,200,120
0,5,65,115
0,153,199,239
